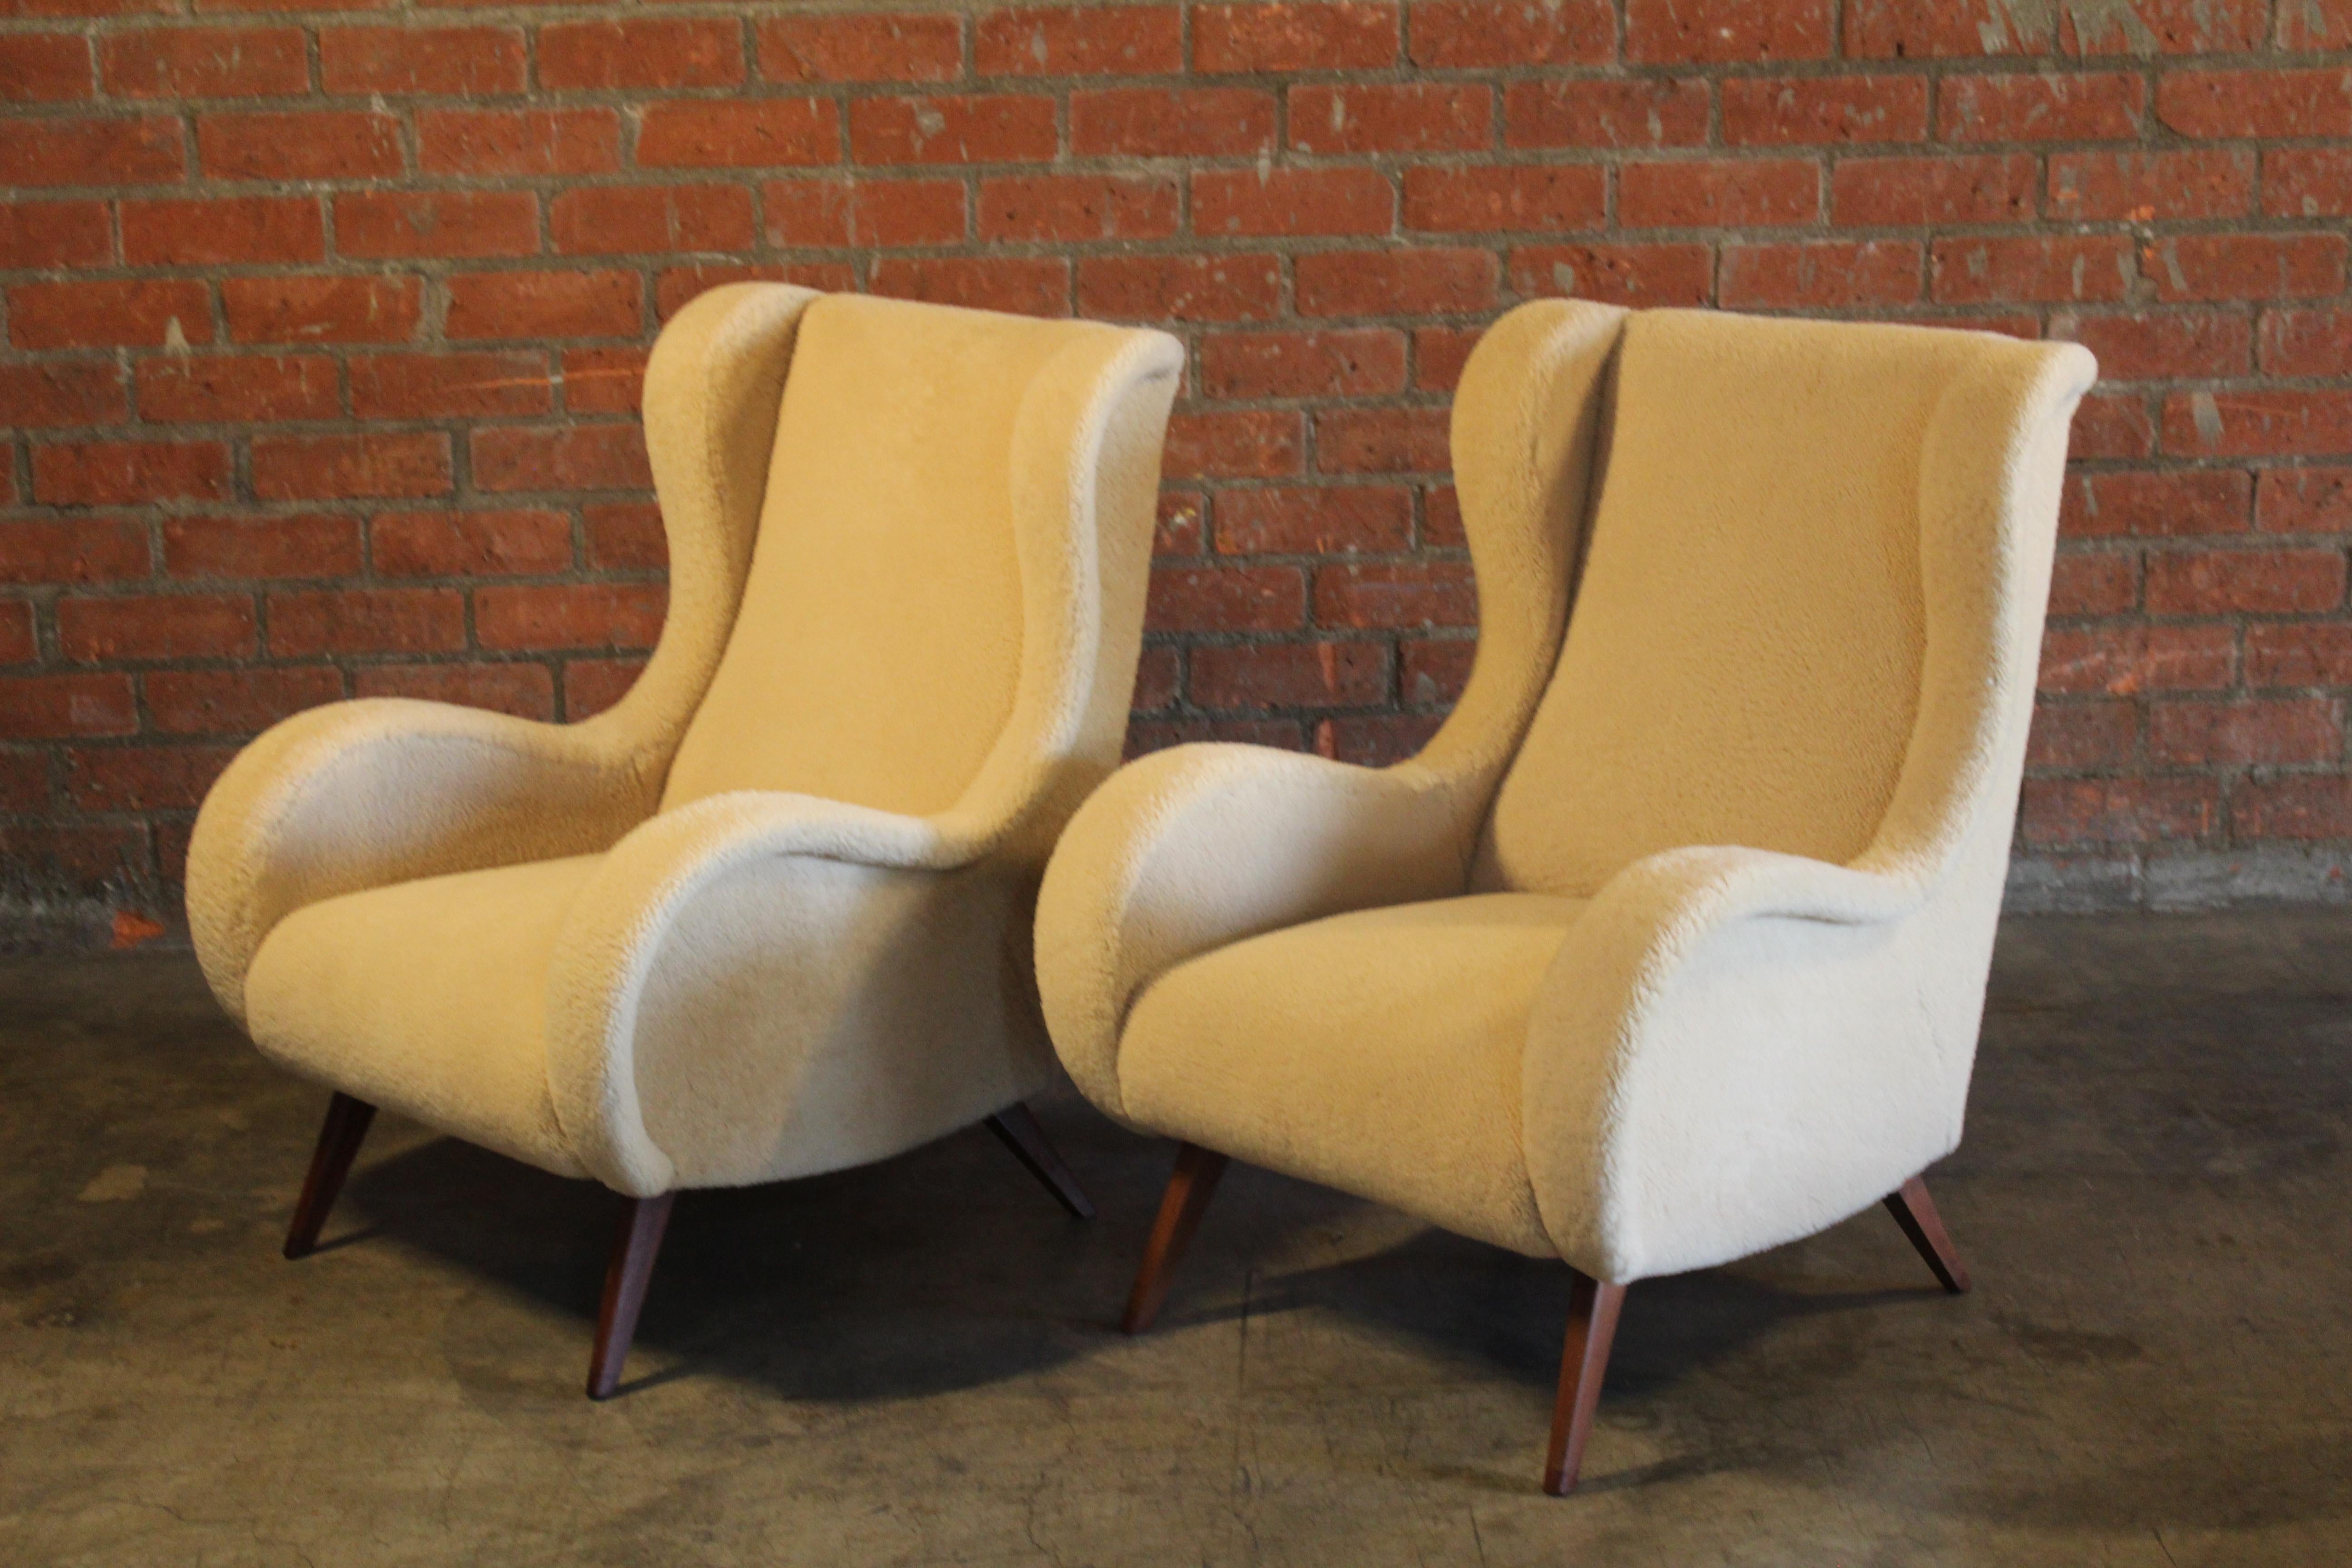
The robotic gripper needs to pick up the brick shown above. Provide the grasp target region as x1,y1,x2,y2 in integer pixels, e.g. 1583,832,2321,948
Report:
1198,328,1406,400
1411,330,1477,393
1077,253,1281,323
585,502,664,569
1072,88,1277,158
0,363,128,429
1288,83,1490,155
1145,565,1305,632
0,825,148,888
871,257,1071,316
0,31,91,100
2257,467,2352,534
1504,78,1710,149
766,178,965,249
756,12,962,82
1295,248,1496,317
0,115,181,186
1846,0,2051,56
2145,549,2346,615
67,746,236,812
562,657,644,719
1195,2,1397,70
9,280,210,351
1720,240,1921,308
1834,155,2034,226
59,593,255,660
2039,624,2235,695
372,508,570,577
1407,0,1611,65
121,196,323,268
1940,74,2145,142
0,517,148,583
1312,561,1475,628
2059,0,2264,54
0,604,32,667
198,111,402,180
1630,0,1833,61
2233,777,2352,840
1165,411,1303,478
445,270,641,341
2247,623,2352,687
267,588,465,656
251,432,451,501
349,351,550,419
2151,698,2338,767
0,201,111,269
538,19,740,90
1131,644,1179,711
146,667,343,735
1931,235,2135,305
2158,71,2352,140
2165,391,2352,458
163,514,362,578
336,191,539,260
1155,490,1205,554
564,349,647,416
0,754,45,813
1315,406,1448,473
974,5,1181,75
352,662,552,719
2072,393,2157,459
2141,235,2345,304
1192,167,1393,237
552,186,755,256
2027,701,2136,770
418,109,619,176
654,262,850,319
0,675,137,739
2266,150,2352,220
2060,469,2251,539
1402,637,1474,703
136,354,338,423
319,25,525,94
1622,158,1819,228
979,175,1180,242
223,274,421,345
471,425,650,493
2275,0,2352,46
1189,641,1388,710
848,94,1058,165
1214,485,1410,552
1318,712,1445,766
2018,778,2215,846
2047,549,2138,615
2049,151,2253,223
33,440,231,506
475,583,664,651
1402,165,1606,234
1722,77,1928,146
1128,717,1306,754
99,27,304,98
1510,243,1715,309
2058,311,2251,381
638,99,838,170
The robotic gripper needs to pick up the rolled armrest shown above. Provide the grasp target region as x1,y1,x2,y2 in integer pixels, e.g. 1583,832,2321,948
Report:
1034,742,1476,1120
186,698,657,1023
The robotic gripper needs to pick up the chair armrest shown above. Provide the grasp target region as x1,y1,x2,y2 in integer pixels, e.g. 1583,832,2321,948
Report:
186,698,657,1023
1034,742,1476,1120
542,789,976,1194
1524,844,1986,1283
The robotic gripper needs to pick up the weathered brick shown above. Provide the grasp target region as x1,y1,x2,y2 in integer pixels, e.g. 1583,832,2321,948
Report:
1834,155,2035,226
475,583,665,651
372,508,571,577
1197,328,1406,400
538,20,740,91
2059,469,2251,539
2141,235,2346,304
2018,778,2216,846
2265,150,2352,220
445,270,642,341
2059,0,2265,54
1294,248,1497,317
0,675,138,740
552,186,755,256
101,26,304,97
765,177,966,248
1214,485,1410,553
65,746,236,812
1146,565,1305,632
974,5,1181,75
1622,158,1820,228
2039,624,2236,695
0,363,130,429
1190,641,1389,711
1288,83,1490,155
267,588,466,657
2234,778,2352,840
1072,88,1277,158
2058,311,2251,381
1407,0,1611,65
353,662,554,720
350,351,551,419
0,201,111,269
2151,697,2339,766
848,94,1058,165
2,31,93,100
2158,71,2352,140
2027,701,2136,770
59,593,255,661
1846,0,2051,57
1940,73,2145,142
2247,623,2352,687
33,440,231,506
1509,243,1715,309
1196,2,1397,70
470,425,651,493
198,111,401,181
0,115,181,186
9,279,211,350
418,109,620,176
2047,549,2140,615
1721,76,1928,145
336,191,539,260
1077,254,1281,323
2049,151,2254,223
1312,561,1475,628
222,275,422,345
585,502,664,569
978,175,1180,242
1163,410,1303,477
250,432,452,501
2256,467,2352,534
638,99,839,170
1720,240,1921,308
136,354,339,423
563,658,646,720
163,514,363,579
756,12,962,82
2145,549,2346,615
1314,406,1449,473
1504,78,1710,148
1931,235,2135,304
147,667,343,735
1192,167,1393,237
1631,0,1834,62
319,25,525,95
0,517,150,583
869,256,1069,316
2163,391,2352,457
1401,165,1606,234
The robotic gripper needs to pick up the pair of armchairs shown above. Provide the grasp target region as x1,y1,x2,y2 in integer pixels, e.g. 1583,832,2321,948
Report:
187,285,2092,1494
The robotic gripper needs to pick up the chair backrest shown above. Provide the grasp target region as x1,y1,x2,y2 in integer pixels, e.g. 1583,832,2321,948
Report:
1477,309,2080,897
659,293,1134,818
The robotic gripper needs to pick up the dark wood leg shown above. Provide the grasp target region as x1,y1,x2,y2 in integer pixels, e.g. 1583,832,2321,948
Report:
984,1103,1097,1220
1884,1175,1971,1294
587,1192,675,1401
283,1092,376,1260
1120,1142,1229,1335
1543,1271,1627,1497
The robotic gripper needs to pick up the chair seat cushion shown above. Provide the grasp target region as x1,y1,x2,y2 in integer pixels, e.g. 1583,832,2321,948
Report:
1117,893,1587,1257
245,854,603,1177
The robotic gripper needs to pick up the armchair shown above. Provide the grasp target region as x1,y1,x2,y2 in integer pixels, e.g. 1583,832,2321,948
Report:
188,285,1183,1396
1034,300,2094,1492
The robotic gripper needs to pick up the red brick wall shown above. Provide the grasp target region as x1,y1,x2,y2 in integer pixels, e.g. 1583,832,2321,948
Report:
4,0,2350,914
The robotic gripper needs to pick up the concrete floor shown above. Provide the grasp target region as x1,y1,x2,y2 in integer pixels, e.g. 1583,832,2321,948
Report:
1,915,2347,1566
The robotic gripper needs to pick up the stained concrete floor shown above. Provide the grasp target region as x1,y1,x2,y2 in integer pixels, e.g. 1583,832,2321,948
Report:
1,914,2348,1566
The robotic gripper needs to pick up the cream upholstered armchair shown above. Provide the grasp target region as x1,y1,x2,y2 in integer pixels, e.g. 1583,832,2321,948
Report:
186,286,1183,1396
1035,302,2095,1494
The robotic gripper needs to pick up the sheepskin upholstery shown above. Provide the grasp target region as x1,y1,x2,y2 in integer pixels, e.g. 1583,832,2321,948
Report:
1035,301,2096,1285
189,285,1183,1197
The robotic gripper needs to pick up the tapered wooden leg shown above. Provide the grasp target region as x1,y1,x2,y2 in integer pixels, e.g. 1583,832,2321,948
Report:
985,1103,1097,1220
1543,1271,1627,1497
1884,1175,1971,1294
587,1192,675,1401
1120,1143,1229,1335
283,1092,376,1260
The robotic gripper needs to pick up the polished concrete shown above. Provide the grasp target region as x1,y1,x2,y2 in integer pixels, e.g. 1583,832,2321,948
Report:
3,914,2348,1566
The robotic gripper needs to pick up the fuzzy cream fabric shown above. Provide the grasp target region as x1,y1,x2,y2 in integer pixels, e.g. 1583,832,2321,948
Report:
189,285,1183,1197
1036,301,2096,1284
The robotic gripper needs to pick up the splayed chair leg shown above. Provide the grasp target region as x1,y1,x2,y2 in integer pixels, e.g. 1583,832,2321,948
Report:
587,1192,676,1400
284,1092,376,1260
1120,1142,1229,1334
1543,1270,1627,1497
985,1102,1097,1219
1884,1175,1971,1294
